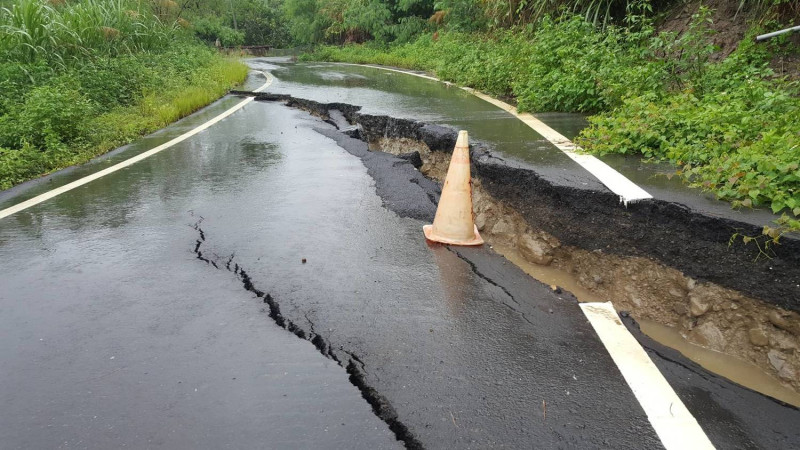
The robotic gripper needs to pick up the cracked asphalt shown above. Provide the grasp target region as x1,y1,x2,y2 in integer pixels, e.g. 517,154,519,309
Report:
1,59,798,449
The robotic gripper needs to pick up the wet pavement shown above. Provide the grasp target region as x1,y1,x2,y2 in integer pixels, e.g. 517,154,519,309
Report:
0,90,400,449
1,59,799,449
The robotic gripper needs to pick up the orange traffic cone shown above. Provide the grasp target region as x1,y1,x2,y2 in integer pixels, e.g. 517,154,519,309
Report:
423,130,484,246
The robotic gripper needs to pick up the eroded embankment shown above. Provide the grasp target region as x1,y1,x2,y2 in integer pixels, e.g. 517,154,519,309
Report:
236,90,800,398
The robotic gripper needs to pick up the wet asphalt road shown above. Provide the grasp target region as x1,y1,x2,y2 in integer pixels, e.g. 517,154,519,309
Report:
0,59,798,449
0,92,399,449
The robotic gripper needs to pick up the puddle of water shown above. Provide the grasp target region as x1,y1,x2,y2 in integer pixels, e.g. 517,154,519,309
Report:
492,243,800,408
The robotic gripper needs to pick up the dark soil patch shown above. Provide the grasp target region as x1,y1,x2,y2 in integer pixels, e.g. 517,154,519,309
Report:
657,0,752,61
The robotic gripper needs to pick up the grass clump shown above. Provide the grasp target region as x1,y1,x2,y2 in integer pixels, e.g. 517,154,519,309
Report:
0,0,175,66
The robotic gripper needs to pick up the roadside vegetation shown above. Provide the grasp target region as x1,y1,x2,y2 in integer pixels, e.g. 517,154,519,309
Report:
181,0,290,48
0,0,264,190
293,0,800,233
2,0,798,236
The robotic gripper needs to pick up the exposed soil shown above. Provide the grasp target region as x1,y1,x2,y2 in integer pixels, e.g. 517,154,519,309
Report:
657,0,800,78
657,0,751,61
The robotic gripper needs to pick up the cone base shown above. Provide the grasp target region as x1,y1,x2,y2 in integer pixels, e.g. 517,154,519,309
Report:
423,224,484,246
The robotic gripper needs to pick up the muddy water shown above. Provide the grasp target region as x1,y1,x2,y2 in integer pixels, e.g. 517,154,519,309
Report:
494,243,800,408
492,243,604,303
640,319,800,407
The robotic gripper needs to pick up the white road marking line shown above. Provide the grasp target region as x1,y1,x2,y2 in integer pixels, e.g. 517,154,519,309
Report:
340,63,652,205
580,302,715,450
0,72,273,221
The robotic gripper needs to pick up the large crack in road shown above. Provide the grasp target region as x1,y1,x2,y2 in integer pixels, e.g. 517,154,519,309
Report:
190,215,424,450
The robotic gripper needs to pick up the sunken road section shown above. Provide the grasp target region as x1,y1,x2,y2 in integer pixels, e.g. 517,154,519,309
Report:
231,90,800,314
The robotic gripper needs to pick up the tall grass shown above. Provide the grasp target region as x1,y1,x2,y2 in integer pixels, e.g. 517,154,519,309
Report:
0,49,248,190
0,0,176,66
0,0,250,190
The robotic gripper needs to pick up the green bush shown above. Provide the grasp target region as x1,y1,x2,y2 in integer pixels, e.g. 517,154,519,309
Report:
192,16,245,47
20,80,93,148
391,16,431,44
512,15,662,113
0,143,58,189
0,79,92,150
75,55,153,109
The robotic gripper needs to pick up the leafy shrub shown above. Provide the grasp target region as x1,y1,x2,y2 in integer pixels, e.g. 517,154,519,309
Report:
238,0,292,46
283,0,434,44
1,79,93,150
192,16,245,47
0,143,56,190
75,55,153,109
0,60,51,114
391,16,431,44
513,15,662,113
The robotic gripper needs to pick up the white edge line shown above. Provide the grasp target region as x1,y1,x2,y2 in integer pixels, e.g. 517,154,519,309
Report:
580,302,715,450
339,63,652,205
0,71,273,221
